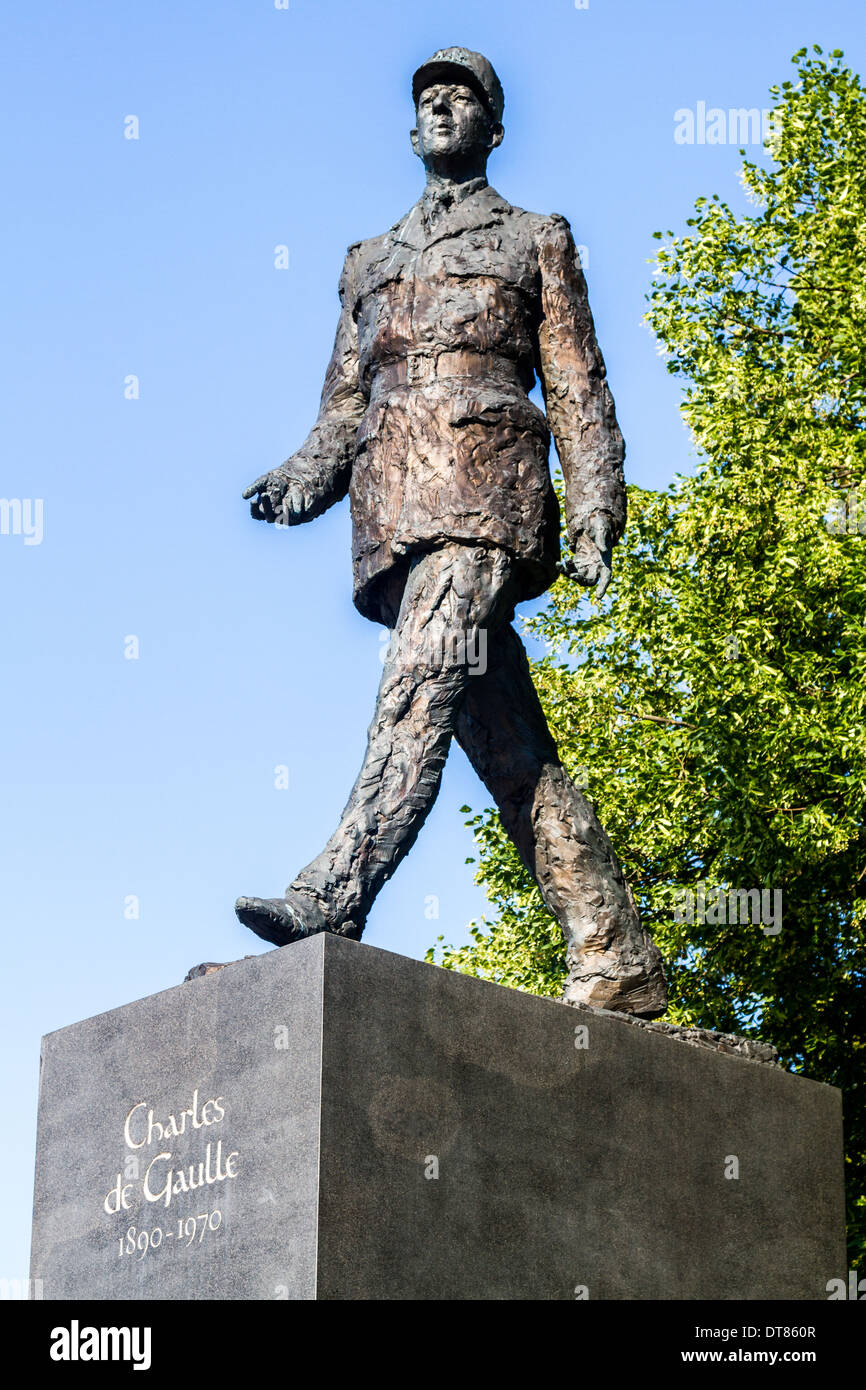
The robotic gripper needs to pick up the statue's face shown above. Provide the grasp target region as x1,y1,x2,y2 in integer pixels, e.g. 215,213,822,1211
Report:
412,82,499,165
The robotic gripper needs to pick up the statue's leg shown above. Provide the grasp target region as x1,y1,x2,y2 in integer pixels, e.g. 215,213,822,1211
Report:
454,623,668,1019
236,542,518,946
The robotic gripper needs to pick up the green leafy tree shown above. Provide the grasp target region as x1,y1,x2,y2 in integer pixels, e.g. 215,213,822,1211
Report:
427,48,866,1263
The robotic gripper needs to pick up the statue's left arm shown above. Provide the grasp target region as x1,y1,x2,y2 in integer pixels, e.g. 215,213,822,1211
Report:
534,213,626,596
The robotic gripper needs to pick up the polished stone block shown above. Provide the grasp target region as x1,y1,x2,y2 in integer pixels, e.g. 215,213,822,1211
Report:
30,934,846,1299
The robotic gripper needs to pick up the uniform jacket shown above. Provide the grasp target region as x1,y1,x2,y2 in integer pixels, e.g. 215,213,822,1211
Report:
286,181,626,626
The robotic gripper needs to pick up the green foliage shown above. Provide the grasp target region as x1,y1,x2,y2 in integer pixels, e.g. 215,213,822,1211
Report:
427,48,866,1266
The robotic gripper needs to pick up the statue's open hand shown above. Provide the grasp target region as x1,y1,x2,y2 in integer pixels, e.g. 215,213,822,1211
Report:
560,513,614,598
242,465,317,525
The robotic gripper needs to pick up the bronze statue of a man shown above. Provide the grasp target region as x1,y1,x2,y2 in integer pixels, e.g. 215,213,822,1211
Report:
237,48,667,1018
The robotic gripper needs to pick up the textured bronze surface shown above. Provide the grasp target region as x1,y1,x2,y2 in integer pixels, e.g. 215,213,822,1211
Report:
237,50,667,1017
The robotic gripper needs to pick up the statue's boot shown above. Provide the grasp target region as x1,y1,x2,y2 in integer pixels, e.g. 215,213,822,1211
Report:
528,773,667,1016
234,888,362,948
558,882,668,1017
455,624,668,1021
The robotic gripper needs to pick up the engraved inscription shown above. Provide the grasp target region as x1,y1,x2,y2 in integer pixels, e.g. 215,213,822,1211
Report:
101,1085,240,1256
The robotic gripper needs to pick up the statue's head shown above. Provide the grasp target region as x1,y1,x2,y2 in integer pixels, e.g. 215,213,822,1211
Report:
410,48,504,175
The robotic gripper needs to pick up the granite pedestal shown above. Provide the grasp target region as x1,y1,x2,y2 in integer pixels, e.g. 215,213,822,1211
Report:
30,935,846,1299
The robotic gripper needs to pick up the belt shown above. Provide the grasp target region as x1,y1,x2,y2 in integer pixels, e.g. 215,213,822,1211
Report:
369,350,524,398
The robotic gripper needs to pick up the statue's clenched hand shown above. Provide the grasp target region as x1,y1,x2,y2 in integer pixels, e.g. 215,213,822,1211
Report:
560,513,615,599
242,464,318,525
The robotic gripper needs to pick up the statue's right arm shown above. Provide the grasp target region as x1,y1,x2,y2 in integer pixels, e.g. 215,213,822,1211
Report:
243,244,367,525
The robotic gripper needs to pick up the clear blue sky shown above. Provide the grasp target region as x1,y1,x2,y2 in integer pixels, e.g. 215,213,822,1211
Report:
2,0,863,1283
